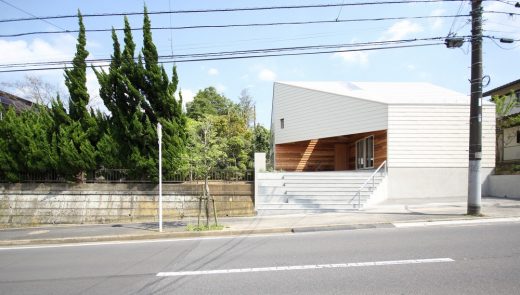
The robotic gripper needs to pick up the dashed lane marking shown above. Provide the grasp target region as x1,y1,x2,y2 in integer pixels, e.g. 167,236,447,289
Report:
156,258,454,277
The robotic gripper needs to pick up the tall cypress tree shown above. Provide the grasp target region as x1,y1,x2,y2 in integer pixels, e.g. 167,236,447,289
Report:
94,8,187,180
65,10,90,125
60,10,96,180
140,6,187,177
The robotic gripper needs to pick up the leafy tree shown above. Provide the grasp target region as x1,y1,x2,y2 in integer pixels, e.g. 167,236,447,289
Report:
0,106,59,181
493,92,519,162
186,87,233,120
57,121,97,180
238,89,255,127
186,117,225,226
0,107,22,181
254,124,272,169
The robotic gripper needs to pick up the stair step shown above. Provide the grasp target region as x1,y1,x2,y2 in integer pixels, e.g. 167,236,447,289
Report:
256,203,360,210
285,191,373,196
257,209,361,215
289,198,367,204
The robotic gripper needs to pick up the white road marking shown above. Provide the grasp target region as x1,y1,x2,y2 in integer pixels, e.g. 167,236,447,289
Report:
27,230,50,235
156,258,454,277
394,217,520,228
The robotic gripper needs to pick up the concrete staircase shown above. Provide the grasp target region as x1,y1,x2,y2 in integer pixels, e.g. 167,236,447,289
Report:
255,171,386,215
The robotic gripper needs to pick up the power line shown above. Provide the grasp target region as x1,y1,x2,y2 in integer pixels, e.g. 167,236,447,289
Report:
447,0,466,35
0,14,471,38
0,0,467,24
0,36,450,69
0,39,448,73
0,0,68,31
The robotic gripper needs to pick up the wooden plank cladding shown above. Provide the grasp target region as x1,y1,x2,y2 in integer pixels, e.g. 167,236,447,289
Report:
275,130,387,172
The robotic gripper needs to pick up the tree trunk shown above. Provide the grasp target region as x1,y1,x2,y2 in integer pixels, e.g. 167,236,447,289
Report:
204,176,210,227
206,179,218,226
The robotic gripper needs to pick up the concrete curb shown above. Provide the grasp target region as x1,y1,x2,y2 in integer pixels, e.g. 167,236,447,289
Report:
1,215,520,247
291,223,395,233
0,227,293,247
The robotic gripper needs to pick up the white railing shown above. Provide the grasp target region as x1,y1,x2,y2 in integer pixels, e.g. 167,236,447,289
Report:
353,161,387,209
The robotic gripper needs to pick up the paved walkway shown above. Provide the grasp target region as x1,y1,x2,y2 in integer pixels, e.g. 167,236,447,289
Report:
1,196,519,246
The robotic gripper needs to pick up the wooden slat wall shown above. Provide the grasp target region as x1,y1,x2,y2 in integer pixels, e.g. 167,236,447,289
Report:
275,130,387,171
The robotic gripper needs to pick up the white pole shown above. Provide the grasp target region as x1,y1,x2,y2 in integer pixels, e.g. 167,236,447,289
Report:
158,122,163,232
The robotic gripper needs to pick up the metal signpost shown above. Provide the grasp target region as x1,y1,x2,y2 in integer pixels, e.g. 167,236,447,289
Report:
158,123,163,232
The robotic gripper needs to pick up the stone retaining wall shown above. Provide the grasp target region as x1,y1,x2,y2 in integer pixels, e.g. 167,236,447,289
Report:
0,182,254,227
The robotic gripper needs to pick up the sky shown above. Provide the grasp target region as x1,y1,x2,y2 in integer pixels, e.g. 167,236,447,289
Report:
0,0,519,127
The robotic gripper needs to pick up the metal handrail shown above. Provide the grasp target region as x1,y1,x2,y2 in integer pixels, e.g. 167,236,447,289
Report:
354,160,387,209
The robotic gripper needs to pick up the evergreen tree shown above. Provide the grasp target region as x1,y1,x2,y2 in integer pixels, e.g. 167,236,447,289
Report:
93,8,186,180
64,10,90,126
61,10,96,179
0,107,22,181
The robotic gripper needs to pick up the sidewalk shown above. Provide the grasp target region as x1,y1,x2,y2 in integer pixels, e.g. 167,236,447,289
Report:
1,196,520,246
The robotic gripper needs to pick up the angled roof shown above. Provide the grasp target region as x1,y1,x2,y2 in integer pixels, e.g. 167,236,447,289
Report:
276,81,493,105
0,90,34,111
482,78,520,97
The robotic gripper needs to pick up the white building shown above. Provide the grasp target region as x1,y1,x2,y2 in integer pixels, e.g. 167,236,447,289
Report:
270,81,495,199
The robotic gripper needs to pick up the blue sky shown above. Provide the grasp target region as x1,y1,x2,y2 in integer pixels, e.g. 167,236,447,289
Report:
0,0,519,127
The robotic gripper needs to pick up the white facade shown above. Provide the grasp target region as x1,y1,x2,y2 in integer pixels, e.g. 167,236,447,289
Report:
272,81,496,199
272,82,387,144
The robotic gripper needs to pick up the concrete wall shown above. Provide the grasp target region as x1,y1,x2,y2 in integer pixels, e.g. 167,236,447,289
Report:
487,175,520,199
387,167,494,199
0,182,253,227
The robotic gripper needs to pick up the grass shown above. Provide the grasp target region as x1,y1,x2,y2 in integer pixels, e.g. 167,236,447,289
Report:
495,164,520,175
186,224,224,231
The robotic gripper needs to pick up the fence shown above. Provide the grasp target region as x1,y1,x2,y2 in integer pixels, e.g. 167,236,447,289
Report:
1,169,254,184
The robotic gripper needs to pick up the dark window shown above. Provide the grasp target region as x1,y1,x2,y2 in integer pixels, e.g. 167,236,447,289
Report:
517,130,520,144
280,118,284,129
515,90,520,104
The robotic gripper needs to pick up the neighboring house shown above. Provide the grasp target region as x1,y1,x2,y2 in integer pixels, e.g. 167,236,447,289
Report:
0,90,34,113
483,79,520,162
271,81,496,199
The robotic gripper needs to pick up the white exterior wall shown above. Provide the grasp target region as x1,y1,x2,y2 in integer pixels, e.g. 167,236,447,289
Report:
387,104,496,198
503,125,520,161
272,83,388,144
387,104,495,168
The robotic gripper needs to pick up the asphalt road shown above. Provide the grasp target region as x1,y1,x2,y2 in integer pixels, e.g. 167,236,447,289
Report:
0,221,519,295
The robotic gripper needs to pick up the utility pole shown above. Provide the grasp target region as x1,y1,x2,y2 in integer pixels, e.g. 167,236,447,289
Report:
158,123,163,232
468,0,483,215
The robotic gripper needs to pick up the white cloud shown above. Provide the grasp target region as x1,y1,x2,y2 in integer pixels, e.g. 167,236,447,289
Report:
333,51,369,66
207,68,219,76
383,20,423,41
0,35,76,65
258,69,277,81
216,83,227,92
406,64,416,71
179,88,195,103
429,9,445,31
176,88,195,111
